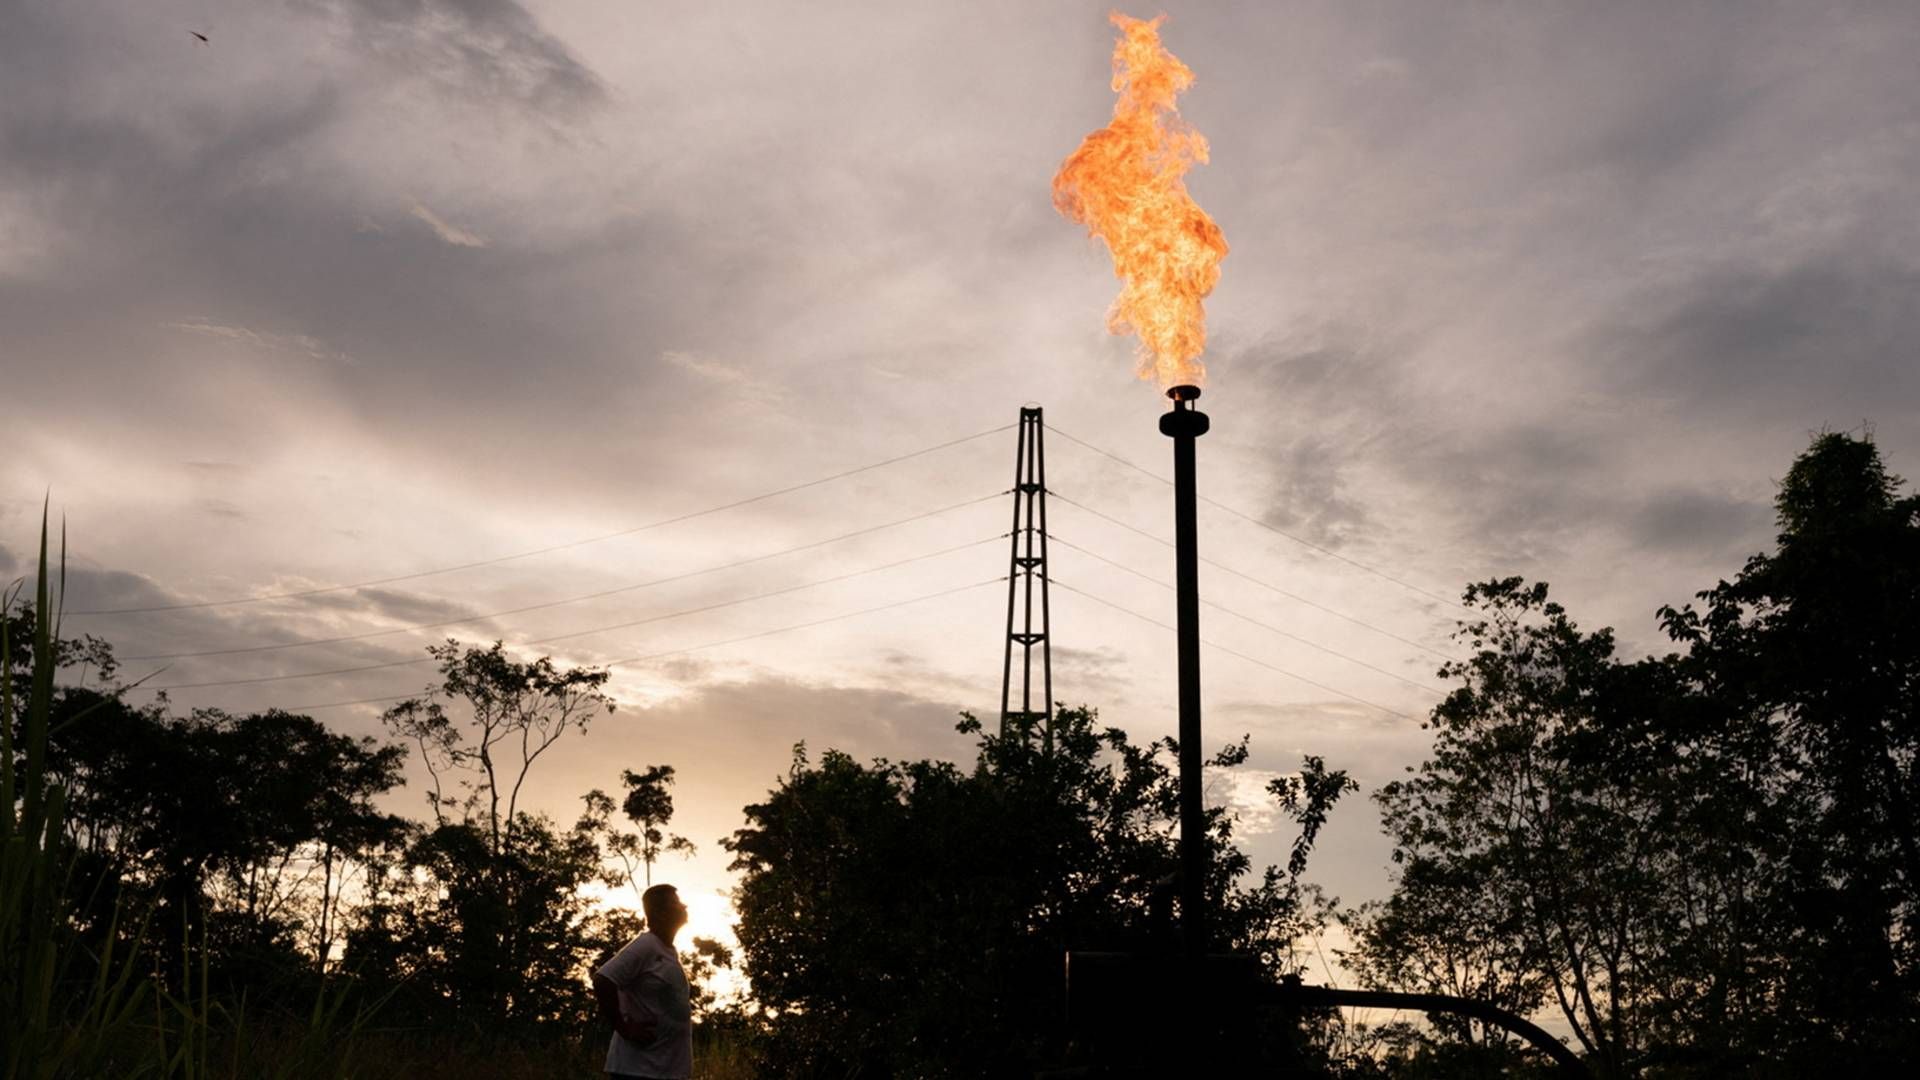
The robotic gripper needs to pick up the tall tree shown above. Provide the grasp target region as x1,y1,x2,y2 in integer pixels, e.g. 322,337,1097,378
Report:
1362,431,1919,1076
1367,579,1676,1078
1661,431,1920,1066
356,640,616,1032
381,639,613,853
619,764,694,889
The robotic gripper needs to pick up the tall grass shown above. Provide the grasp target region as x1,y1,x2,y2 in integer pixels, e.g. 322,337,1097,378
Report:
2,508,151,1078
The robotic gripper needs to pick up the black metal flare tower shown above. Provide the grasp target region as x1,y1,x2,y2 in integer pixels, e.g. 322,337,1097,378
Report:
1062,386,1592,1077
1000,406,1054,750
1159,384,1210,960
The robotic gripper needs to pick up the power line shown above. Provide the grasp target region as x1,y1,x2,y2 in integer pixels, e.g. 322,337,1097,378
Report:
144,536,1003,691
1050,492,1459,662
1045,424,1467,612
1052,579,1414,720
124,493,1003,661
1050,534,1445,695
524,535,995,647
267,578,1004,713
71,423,1015,616
591,577,1000,670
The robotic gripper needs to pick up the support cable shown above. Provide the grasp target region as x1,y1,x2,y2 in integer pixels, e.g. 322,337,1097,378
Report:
70,423,1015,616
1050,534,1444,695
125,492,1003,661
1051,579,1414,720
267,577,1004,714
1051,492,1459,661
1045,424,1467,612
144,535,1003,690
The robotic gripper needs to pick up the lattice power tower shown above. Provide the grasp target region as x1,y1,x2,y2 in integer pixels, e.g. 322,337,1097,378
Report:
999,406,1054,750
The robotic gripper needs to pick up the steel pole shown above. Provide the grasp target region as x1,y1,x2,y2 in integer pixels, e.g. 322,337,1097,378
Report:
1159,384,1209,960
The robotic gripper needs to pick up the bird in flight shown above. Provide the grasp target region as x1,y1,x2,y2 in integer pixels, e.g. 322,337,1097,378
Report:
190,31,209,44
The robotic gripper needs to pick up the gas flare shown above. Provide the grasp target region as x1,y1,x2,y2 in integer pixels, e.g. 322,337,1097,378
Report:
1053,12,1228,388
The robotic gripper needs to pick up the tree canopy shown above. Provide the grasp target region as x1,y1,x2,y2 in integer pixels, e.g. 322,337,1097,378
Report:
723,706,1356,1077
1354,431,1920,1076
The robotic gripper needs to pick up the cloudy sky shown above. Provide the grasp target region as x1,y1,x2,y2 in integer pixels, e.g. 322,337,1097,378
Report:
6,0,1918,952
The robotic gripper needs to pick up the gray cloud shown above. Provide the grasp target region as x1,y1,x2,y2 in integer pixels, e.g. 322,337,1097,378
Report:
1625,489,1774,560
291,585,495,629
51,566,183,617
1602,253,1920,425
319,0,604,112
1255,436,1375,551
1052,643,1132,684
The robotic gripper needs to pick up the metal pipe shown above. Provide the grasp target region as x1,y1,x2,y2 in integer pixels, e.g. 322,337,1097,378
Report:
1159,384,1209,958
1275,982,1592,1076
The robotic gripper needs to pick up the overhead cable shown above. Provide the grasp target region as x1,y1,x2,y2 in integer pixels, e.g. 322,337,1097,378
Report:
1051,579,1414,720
124,492,1003,661
270,578,1004,713
72,423,1015,616
144,536,1002,690
1050,492,1458,662
1050,534,1445,695
1045,424,1467,612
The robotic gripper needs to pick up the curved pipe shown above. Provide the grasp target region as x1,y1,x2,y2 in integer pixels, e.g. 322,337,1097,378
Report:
1272,982,1592,1077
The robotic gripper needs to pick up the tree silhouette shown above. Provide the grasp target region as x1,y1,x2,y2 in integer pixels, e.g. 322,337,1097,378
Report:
1661,430,1919,1067
1360,431,1920,1076
380,639,613,853
723,706,1355,1076
619,764,695,890
355,640,620,1032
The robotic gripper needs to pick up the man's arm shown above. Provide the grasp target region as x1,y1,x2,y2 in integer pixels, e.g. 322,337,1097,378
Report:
591,971,657,1044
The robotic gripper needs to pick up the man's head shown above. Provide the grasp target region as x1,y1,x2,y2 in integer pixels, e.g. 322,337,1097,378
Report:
642,884,688,936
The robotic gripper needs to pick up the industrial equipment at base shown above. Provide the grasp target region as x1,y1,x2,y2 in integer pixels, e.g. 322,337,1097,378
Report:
1050,951,1593,1077
1005,395,1592,1077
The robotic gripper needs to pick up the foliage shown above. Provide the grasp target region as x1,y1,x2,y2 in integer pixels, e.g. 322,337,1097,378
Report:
722,705,1356,1077
5,513,390,1078
8,517,736,1071
618,764,696,891
47,693,411,985
1360,578,1690,1077
350,641,618,1036
347,810,617,1033
1658,430,1920,1069
2,512,153,1077
380,639,613,848
1356,431,1920,1077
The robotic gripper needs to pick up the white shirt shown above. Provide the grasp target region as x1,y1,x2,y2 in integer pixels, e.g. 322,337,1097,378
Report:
597,931,693,1079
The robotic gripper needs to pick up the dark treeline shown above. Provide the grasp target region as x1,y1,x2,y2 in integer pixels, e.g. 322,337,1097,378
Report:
1348,430,1920,1077
4,429,1916,1077
3,615,734,1075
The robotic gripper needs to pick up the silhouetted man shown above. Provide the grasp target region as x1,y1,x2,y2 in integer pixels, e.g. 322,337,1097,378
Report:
592,884,692,1080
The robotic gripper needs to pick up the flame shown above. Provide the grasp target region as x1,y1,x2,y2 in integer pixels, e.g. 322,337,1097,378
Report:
1053,12,1228,388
